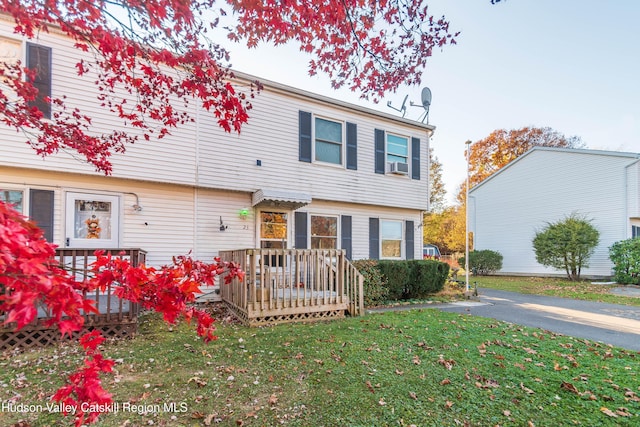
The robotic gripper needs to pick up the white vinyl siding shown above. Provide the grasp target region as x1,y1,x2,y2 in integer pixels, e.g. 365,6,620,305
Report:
470,148,639,277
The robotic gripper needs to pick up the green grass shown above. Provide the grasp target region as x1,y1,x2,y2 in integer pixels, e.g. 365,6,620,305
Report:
472,276,640,307
1,309,639,426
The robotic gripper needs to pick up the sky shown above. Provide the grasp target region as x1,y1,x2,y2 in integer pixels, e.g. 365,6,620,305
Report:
223,0,640,204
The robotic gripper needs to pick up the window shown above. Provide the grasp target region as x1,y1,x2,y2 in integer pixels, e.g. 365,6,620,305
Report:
315,117,343,165
381,220,402,258
386,133,408,165
260,211,288,249
66,192,119,248
633,225,640,239
26,43,52,119
1,189,24,213
311,215,338,249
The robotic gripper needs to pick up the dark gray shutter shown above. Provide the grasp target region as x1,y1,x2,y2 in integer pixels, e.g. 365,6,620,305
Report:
374,129,385,174
341,215,352,260
30,189,54,242
405,220,415,260
369,217,379,259
346,122,357,170
294,211,308,249
299,111,312,162
411,137,421,180
26,43,52,119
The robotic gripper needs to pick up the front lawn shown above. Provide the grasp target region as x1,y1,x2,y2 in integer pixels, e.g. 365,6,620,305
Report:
471,276,640,307
1,307,638,426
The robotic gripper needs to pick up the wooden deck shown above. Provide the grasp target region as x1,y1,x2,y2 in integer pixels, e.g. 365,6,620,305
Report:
219,249,364,326
0,248,146,350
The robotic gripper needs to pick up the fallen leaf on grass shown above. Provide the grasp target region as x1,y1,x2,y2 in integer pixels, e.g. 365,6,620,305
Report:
600,407,618,417
444,400,454,409
503,409,511,416
365,381,375,393
560,381,579,395
441,378,451,385
378,398,386,406
269,394,278,406
520,383,535,394
409,391,418,400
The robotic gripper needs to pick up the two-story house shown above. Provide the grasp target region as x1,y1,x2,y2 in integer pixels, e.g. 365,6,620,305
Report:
0,16,434,274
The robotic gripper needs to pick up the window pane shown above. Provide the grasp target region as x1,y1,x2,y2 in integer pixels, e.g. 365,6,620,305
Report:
311,215,338,249
387,134,408,163
73,200,112,239
316,140,342,164
381,220,402,258
260,212,288,239
315,118,342,164
381,220,402,240
382,240,401,258
316,118,342,143
311,237,337,249
0,190,23,213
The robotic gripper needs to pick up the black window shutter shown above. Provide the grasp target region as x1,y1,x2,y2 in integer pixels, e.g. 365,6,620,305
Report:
30,189,54,242
369,217,379,259
346,122,357,170
26,43,52,119
341,215,352,260
294,211,308,249
405,220,415,260
374,129,385,174
299,111,312,162
411,137,421,180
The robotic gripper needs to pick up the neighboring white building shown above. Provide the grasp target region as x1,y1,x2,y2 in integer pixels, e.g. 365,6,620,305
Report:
468,147,640,278
0,17,433,273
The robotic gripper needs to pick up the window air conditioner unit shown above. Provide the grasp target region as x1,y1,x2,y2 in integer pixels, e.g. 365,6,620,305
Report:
389,161,409,175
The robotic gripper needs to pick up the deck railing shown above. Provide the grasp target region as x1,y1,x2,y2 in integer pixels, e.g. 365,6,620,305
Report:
0,248,146,350
219,249,364,325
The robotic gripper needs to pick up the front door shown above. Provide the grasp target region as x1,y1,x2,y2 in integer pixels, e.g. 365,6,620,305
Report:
65,192,120,248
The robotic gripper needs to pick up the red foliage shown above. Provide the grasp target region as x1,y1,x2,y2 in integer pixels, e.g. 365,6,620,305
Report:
0,201,243,425
1,1,462,424
0,0,457,173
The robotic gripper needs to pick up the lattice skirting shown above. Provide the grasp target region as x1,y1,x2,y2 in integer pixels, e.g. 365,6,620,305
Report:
247,309,345,326
0,321,138,351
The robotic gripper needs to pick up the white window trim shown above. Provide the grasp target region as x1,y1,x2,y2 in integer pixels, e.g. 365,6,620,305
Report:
385,132,410,175
380,219,404,260
313,115,345,167
256,209,291,249
65,192,120,248
309,213,340,250
0,185,27,214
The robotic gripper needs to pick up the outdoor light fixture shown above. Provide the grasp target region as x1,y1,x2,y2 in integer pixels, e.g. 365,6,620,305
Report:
239,208,250,219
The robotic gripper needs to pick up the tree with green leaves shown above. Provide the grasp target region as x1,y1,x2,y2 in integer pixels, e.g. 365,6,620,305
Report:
532,214,599,280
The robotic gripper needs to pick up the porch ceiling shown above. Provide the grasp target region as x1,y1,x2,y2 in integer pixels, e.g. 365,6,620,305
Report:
252,188,312,210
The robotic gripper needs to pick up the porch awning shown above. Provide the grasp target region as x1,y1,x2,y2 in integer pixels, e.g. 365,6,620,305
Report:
252,189,312,210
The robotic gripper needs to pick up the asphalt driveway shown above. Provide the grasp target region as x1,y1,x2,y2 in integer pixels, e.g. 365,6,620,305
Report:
434,288,640,351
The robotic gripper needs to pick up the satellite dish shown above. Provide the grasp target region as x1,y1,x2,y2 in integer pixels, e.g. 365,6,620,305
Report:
386,94,408,117
410,86,432,124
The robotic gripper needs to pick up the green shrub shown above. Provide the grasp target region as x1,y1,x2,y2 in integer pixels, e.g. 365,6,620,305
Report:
352,259,389,307
407,259,449,298
376,260,411,300
532,214,599,281
458,250,503,276
609,238,640,285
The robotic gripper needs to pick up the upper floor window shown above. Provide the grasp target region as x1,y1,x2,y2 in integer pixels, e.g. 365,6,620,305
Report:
386,134,409,165
310,215,338,249
26,42,52,120
374,129,420,179
315,117,343,165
